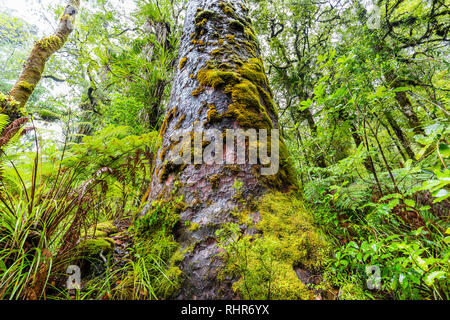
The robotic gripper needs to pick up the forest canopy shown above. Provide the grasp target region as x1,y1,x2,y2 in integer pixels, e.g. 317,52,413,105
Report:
0,0,448,301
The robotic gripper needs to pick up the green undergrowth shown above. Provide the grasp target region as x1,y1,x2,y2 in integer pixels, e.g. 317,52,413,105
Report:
216,191,332,299
131,187,187,298
305,170,450,300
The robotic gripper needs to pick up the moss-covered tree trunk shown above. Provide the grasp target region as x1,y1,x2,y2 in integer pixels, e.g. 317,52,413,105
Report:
2,0,80,122
143,0,327,300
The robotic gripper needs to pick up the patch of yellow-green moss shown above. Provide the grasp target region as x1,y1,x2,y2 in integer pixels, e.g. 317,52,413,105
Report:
196,57,276,129
0,93,23,120
179,57,188,70
218,191,331,299
244,27,256,42
258,85,278,114
257,192,330,269
17,81,35,93
36,35,62,50
191,39,205,46
237,58,267,86
225,34,235,42
192,86,205,96
76,238,114,257
159,106,177,136
237,39,257,57
195,9,216,24
185,221,200,232
205,104,222,124
0,92,17,105
210,48,224,56
224,79,273,129
83,220,118,238
337,283,370,300
219,2,235,16
197,68,240,89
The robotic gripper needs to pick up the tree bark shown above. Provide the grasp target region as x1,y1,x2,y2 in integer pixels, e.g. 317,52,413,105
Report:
142,0,298,299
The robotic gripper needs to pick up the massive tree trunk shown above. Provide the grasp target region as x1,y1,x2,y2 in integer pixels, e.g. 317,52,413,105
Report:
142,0,303,299
1,0,80,122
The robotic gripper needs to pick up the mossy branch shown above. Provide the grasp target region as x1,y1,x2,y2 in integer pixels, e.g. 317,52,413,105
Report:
5,0,81,122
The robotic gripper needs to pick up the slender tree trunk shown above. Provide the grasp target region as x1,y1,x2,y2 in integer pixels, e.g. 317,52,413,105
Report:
302,108,326,168
4,0,80,121
143,19,175,127
289,105,326,168
347,117,377,176
143,0,298,299
384,110,416,159
378,116,407,162
384,71,425,136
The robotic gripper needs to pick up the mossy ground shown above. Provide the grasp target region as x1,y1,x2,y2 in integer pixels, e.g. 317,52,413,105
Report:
132,190,188,298
82,220,118,238
74,237,114,279
76,238,114,257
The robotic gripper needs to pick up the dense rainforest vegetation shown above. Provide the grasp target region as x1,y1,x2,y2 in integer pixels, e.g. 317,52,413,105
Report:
0,0,448,300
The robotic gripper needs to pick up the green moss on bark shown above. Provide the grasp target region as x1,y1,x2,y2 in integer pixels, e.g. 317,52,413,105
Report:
218,192,331,299
179,57,188,70
17,81,35,93
195,9,216,24
36,35,63,50
159,106,177,136
206,104,223,124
